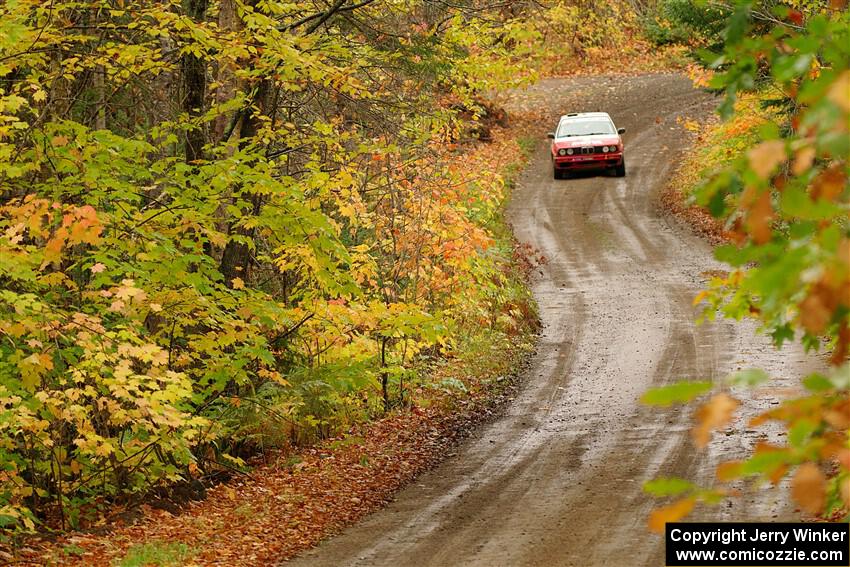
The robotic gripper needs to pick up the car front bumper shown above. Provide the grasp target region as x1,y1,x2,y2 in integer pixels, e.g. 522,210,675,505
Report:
553,153,623,170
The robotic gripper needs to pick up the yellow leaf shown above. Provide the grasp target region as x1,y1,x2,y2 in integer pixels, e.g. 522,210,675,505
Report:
747,140,786,180
231,277,245,290
648,497,696,534
95,442,113,457
791,463,826,515
692,393,740,448
149,303,163,313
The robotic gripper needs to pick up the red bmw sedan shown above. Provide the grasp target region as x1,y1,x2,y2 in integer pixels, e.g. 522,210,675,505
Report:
548,112,626,179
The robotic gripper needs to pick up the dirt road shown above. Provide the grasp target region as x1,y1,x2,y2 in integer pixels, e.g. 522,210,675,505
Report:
285,74,818,567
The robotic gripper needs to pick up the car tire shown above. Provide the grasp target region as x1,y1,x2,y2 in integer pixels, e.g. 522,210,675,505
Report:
553,168,562,180
615,162,626,177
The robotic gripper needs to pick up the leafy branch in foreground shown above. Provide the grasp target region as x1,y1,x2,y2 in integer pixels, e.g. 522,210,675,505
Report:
644,0,850,529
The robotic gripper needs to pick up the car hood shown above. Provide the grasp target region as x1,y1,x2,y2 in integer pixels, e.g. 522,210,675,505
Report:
553,134,620,148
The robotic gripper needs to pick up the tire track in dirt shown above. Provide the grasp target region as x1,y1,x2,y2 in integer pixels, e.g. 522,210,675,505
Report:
283,73,818,567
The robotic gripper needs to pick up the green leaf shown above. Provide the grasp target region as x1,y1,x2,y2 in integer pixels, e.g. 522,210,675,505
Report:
788,419,817,449
641,381,713,406
802,373,832,392
740,449,791,476
643,477,695,497
726,368,769,388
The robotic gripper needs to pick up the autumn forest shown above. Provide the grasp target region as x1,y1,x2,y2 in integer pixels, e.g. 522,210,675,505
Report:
0,0,848,565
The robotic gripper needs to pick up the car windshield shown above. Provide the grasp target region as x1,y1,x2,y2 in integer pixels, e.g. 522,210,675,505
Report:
557,119,615,137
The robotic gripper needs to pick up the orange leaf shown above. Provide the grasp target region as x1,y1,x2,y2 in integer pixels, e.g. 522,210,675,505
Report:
830,321,850,365
44,230,67,263
748,140,786,180
824,402,850,429
648,498,696,534
768,463,789,486
745,190,773,244
810,165,846,202
791,463,826,515
692,393,740,448
826,70,849,112
799,285,834,335
791,146,816,176
716,461,743,482
837,448,850,471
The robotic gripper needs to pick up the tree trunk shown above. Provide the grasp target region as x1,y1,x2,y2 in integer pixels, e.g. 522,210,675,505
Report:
213,0,243,144
182,0,209,163
218,79,270,284
380,336,389,411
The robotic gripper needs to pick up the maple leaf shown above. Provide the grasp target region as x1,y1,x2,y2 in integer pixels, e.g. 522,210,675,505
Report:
826,70,849,111
745,190,773,244
715,461,742,482
231,277,245,290
791,463,826,515
647,498,695,534
90,262,107,273
799,286,833,335
791,146,815,176
692,393,740,448
747,140,785,180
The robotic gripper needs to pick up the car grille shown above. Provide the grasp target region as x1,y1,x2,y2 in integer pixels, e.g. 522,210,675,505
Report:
579,146,615,154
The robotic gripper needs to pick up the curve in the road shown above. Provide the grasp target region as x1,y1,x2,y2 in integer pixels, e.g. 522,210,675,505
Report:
284,73,818,567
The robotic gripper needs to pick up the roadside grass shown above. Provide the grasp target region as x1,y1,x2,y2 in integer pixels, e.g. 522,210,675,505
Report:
663,92,777,243
516,135,538,158
116,542,196,567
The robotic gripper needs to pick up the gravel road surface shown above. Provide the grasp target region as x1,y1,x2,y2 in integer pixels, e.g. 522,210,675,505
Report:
285,73,818,567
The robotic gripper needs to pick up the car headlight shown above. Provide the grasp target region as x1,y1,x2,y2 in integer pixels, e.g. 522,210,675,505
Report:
566,148,574,155
602,146,610,153
609,145,617,152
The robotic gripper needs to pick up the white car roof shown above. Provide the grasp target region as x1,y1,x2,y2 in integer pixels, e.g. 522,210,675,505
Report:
559,112,611,121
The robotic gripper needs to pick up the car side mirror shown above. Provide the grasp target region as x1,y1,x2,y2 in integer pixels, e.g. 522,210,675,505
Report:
546,132,555,139
617,127,626,134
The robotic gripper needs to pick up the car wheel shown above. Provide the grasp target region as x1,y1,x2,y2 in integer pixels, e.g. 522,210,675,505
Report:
615,162,626,177
553,168,562,180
